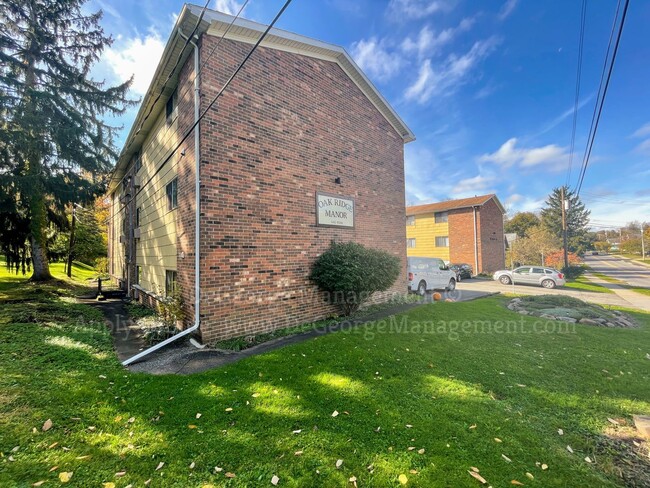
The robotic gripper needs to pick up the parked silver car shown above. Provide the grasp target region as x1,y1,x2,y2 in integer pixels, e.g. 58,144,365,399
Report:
493,266,566,289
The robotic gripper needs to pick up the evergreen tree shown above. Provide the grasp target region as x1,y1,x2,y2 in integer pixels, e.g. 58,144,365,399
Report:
0,0,135,280
540,186,591,255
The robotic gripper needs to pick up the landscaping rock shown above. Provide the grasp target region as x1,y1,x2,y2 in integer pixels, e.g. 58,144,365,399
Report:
540,314,556,320
518,310,529,315
579,318,601,326
558,317,577,323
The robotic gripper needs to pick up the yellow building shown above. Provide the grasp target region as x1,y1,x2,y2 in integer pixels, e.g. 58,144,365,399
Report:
405,212,450,261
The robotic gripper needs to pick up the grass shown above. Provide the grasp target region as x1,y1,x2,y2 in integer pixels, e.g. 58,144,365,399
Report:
214,296,420,351
589,271,624,285
1,282,649,486
564,275,614,294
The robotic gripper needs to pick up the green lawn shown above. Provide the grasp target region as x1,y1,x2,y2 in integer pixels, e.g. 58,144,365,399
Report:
564,275,614,294
1,281,649,486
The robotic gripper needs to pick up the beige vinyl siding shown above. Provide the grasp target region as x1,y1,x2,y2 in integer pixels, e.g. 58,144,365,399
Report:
134,107,179,295
110,191,125,280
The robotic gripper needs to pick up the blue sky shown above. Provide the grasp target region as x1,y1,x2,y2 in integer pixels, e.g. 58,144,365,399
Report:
89,0,650,228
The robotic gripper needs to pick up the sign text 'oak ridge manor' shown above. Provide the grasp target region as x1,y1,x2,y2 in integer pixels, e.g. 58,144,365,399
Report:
316,192,355,228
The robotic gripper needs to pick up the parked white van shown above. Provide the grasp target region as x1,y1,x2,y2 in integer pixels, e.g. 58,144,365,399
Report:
407,257,457,295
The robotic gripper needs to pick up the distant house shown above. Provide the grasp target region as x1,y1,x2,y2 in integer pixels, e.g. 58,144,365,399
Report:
106,5,414,344
406,194,505,273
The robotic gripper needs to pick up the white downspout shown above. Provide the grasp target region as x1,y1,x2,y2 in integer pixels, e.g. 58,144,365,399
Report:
473,206,479,275
123,33,201,366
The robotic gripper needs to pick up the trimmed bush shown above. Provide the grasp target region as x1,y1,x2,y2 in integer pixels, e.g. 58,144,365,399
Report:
310,241,401,316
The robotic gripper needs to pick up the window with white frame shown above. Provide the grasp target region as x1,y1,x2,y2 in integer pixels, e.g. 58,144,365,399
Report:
435,236,449,247
166,178,178,210
407,238,416,248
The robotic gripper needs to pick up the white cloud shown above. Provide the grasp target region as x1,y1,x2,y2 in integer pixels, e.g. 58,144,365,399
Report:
401,18,475,58
452,174,496,196
350,37,403,82
635,139,650,154
214,0,245,15
405,37,499,103
104,32,165,96
632,122,650,138
387,0,448,19
479,137,569,171
498,0,518,20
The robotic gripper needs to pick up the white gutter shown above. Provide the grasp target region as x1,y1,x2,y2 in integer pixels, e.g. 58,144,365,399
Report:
472,206,479,274
122,32,201,366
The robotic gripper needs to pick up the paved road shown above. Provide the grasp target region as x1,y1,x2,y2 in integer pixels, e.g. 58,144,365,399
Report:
583,254,650,288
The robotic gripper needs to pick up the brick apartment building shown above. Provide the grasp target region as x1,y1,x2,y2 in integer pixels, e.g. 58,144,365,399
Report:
406,195,505,273
107,5,415,344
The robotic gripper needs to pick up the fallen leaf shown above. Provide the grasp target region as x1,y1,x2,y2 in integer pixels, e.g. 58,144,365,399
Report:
114,416,122,423
407,446,415,451
49,466,58,472
225,472,236,478
127,417,135,424
42,419,53,432
294,451,303,456
48,442,58,449
468,470,487,484
336,459,343,469
99,375,107,379
115,471,126,477
103,483,116,488
398,474,409,485
409,469,418,474
188,425,198,429
252,393,260,398
374,426,381,432
585,457,592,463
225,408,233,412
214,466,223,472
405,424,413,428
469,424,477,429
494,438,502,443
349,475,357,486
190,462,195,469
155,462,164,471
418,448,425,454
196,413,202,419
75,455,91,460
470,467,480,473
144,479,151,486
526,472,534,480
558,429,564,435
511,481,524,486
32,482,46,487
58,472,73,483
271,475,280,485
541,464,548,470
332,410,339,417
292,429,302,434
502,454,512,463
607,418,619,426
566,445,573,454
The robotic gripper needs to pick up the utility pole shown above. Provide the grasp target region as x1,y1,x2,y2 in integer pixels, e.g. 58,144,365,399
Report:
66,206,77,278
561,186,569,270
642,223,646,262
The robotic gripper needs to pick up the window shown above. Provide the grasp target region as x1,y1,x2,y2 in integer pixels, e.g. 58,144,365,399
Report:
407,238,416,248
532,267,544,274
136,266,142,285
406,216,415,226
166,178,178,210
166,89,177,124
134,152,142,173
434,211,448,223
435,236,449,247
165,270,177,296
135,207,141,227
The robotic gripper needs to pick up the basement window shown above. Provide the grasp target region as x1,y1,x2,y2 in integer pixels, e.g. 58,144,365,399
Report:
407,238,416,248
434,212,448,223
165,270,177,296
435,236,449,247
166,178,178,210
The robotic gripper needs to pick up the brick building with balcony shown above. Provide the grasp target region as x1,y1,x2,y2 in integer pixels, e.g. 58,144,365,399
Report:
406,194,505,274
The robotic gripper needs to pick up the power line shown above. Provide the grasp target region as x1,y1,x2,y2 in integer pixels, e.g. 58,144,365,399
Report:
109,0,294,223
108,0,250,195
565,0,587,187
574,0,630,196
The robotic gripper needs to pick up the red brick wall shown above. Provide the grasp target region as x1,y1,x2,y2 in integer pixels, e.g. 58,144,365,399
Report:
448,208,478,271
477,198,505,273
448,199,505,274
196,37,407,342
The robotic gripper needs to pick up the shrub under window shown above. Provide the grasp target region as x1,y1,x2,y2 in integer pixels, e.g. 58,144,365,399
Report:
310,241,401,316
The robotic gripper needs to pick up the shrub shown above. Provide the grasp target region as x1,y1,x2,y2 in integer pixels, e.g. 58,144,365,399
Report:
310,241,401,316
544,250,581,270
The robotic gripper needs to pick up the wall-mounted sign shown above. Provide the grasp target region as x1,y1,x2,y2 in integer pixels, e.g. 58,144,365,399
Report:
316,192,355,228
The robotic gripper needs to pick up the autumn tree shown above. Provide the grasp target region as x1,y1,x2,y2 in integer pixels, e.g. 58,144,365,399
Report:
541,186,591,256
505,211,541,238
509,225,560,266
0,0,135,280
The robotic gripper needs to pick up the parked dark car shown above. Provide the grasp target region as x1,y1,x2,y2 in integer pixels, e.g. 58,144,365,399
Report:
449,263,473,281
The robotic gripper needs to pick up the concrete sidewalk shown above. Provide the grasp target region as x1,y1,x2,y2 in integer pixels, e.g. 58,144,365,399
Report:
583,272,650,312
